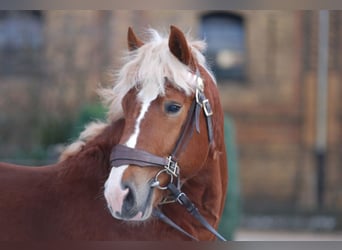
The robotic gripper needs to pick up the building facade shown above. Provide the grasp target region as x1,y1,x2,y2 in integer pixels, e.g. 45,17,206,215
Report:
0,10,341,215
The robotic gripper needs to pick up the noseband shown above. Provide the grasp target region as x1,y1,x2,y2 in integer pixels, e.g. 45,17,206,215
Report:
109,72,226,241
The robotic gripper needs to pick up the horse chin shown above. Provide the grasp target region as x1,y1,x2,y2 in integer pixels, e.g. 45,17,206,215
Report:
111,204,153,222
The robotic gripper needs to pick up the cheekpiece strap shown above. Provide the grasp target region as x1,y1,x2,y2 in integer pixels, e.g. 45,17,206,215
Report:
194,70,214,143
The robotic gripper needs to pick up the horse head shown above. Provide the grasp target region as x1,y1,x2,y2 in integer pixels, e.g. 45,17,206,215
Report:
103,26,225,224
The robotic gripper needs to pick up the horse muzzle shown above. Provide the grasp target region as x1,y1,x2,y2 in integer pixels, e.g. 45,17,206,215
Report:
104,165,157,221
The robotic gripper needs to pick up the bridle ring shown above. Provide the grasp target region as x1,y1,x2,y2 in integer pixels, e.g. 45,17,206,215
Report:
151,169,174,190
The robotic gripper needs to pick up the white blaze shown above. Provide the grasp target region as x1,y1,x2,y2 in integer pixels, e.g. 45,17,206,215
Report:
104,96,153,219
125,100,152,148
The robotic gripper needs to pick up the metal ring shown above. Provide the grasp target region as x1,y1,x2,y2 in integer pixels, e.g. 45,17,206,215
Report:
153,169,173,190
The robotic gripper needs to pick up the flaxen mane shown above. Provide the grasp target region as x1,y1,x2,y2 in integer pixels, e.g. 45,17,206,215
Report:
60,29,215,161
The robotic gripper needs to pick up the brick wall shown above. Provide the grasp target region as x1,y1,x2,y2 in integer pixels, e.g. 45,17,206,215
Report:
1,10,341,213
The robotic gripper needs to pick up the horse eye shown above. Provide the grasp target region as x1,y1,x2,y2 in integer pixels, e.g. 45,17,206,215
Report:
164,102,182,115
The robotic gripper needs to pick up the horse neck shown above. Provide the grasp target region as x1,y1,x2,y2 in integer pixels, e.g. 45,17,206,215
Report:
58,119,125,183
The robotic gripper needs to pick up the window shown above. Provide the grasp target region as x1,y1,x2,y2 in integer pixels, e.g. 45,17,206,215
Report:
0,11,43,74
200,12,246,82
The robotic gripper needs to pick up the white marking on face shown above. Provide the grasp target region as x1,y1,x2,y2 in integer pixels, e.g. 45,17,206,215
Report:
104,167,129,218
125,99,152,148
104,95,154,220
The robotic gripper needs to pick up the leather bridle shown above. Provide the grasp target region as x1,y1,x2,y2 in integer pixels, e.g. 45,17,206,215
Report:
109,71,226,241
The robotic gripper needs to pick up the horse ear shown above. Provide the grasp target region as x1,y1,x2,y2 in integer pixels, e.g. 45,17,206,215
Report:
168,25,191,66
128,27,144,51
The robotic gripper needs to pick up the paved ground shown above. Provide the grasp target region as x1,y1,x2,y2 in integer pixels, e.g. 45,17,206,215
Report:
235,229,342,241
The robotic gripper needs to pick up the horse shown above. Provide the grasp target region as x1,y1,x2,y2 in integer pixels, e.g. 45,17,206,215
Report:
0,25,228,240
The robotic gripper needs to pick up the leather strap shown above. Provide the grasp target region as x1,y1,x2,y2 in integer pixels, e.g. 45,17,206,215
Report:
170,99,197,159
152,208,198,241
110,144,168,168
195,88,214,143
167,183,227,241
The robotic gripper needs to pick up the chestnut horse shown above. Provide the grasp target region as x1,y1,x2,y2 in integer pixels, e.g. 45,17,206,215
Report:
0,26,228,240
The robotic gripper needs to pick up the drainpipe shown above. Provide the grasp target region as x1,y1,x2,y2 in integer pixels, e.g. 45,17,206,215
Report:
315,10,329,210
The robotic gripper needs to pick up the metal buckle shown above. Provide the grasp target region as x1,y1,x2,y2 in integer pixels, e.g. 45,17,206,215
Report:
165,156,179,177
176,192,186,205
197,77,204,92
159,195,177,205
195,88,203,107
203,99,213,116
196,88,213,117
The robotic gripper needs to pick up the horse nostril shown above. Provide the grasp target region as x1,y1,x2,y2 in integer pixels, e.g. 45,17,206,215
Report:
121,183,137,216
124,188,135,211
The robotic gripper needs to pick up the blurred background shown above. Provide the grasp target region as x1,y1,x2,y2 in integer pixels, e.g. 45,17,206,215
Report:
0,10,341,240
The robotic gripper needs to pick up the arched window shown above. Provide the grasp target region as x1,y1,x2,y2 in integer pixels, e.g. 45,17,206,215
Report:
0,11,43,74
0,11,43,49
200,12,246,82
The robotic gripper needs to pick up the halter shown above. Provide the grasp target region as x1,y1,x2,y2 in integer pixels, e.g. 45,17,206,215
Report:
109,70,226,241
